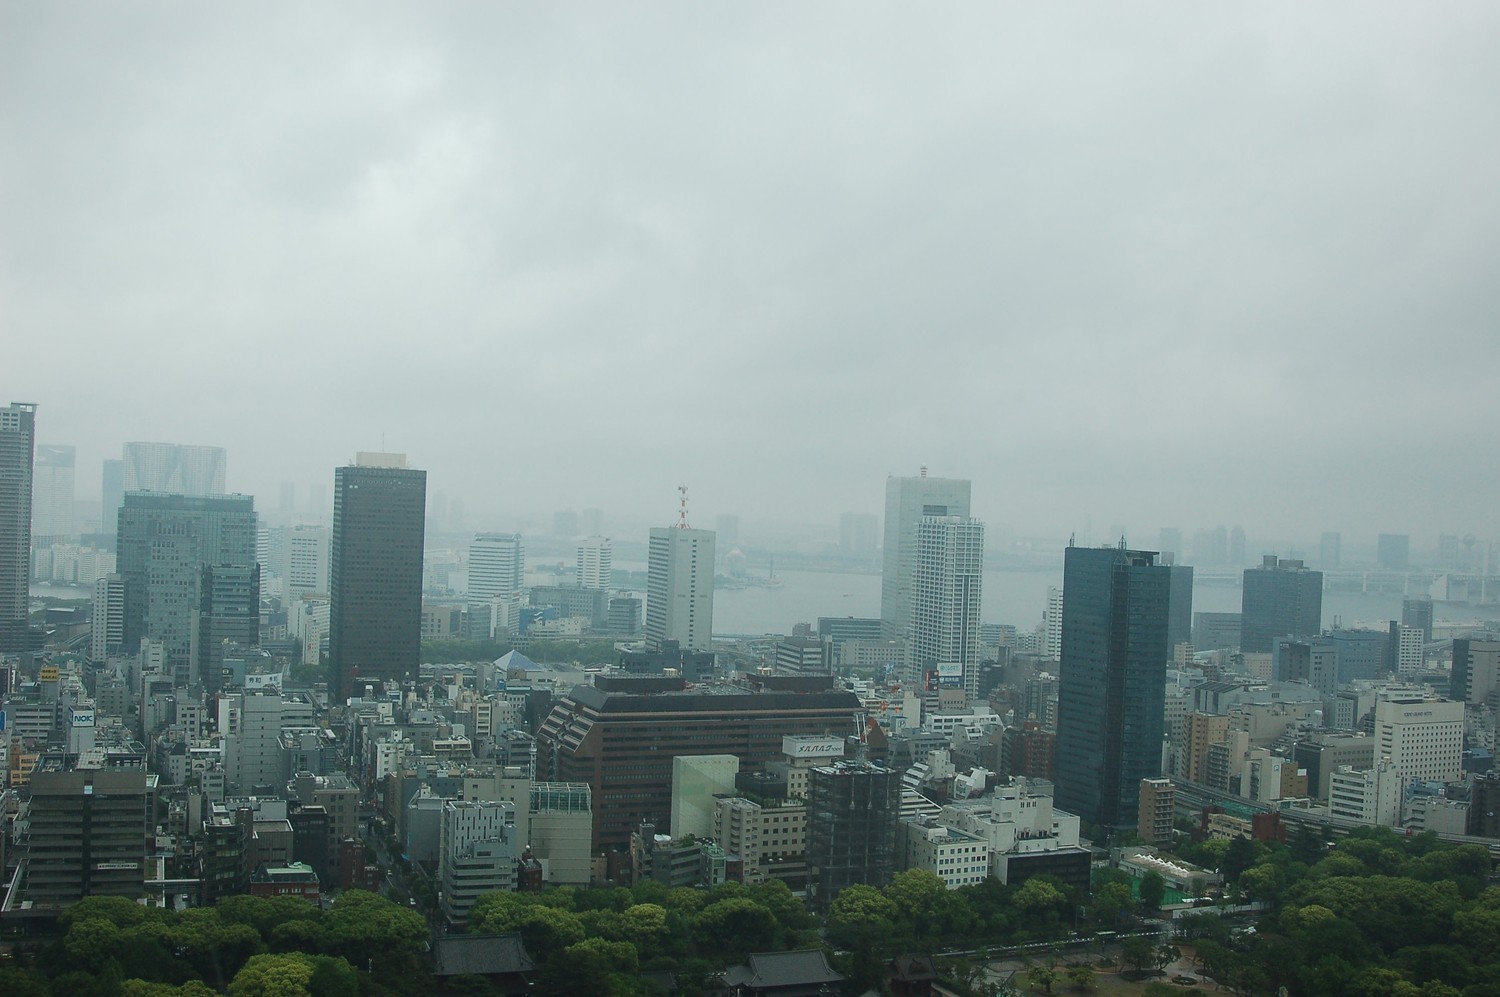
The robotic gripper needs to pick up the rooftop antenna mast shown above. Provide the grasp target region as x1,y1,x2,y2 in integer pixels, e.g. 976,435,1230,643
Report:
676,484,690,529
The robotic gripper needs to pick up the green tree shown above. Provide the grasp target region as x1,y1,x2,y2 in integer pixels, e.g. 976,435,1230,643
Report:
885,869,975,942
226,954,314,997
510,906,587,964
1091,882,1132,928
826,885,898,951
1221,835,1259,882
694,898,778,960
318,890,428,974
1027,964,1058,993
1015,877,1066,916
1066,964,1096,991
1120,936,1156,977
1137,872,1166,912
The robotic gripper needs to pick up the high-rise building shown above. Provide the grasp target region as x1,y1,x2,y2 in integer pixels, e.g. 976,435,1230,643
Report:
1376,534,1410,571
1389,623,1425,678
0,402,36,652
576,536,612,590
200,563,261,692
329,454,426,701
280,525,330,600
101,459,124,540
117,492,258,688
839,513,879,556
1137,778,1175,849
646,526,715,651
122,442,226,495
1402,597,1434,643
1054,544,1172,830
1374,694,1463,784
1228,526,1246,567
1320,531,1342,570
714,513,740,547
1040,587,1064,662
1167,564,1194,651
90,574,126,663
881,472,970,643
1240,555,1323,654
30,444,75,545
1157,528,1182,563
909,515,983,697
1452,639,1500,707
467,532,524,640
468,533,524,604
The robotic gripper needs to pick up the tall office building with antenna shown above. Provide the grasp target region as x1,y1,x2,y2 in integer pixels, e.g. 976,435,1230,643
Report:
645,486,715,652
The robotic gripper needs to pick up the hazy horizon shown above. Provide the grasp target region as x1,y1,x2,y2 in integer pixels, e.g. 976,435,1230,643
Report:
6,4,1499,550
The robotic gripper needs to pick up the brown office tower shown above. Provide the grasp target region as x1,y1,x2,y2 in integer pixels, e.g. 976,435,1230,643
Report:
536,674,860,850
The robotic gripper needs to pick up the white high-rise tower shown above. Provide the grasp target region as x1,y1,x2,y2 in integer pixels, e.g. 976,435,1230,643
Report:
645,489,715,652
576,536,612,590
910,515,984,697
881,470,972,644
1043,586,1064,661
468,533,525,604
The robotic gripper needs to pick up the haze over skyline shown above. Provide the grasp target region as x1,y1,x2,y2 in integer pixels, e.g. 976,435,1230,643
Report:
5,4,1499,548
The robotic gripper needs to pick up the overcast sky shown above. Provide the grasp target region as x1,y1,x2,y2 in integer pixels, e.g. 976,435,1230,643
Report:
4,3,1498,552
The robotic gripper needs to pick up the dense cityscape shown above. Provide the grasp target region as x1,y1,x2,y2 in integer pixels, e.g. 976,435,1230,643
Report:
7,4,1500,996
1,415,1498,996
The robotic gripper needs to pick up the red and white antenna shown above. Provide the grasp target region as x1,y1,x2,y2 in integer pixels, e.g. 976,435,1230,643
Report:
676,484,690,529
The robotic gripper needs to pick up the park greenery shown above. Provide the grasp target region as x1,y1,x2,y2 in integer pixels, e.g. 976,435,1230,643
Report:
1,823,1498,996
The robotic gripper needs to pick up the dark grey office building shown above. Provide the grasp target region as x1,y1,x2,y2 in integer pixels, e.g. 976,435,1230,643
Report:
1240,555,1323,654
1054,544,1172,830
101,459,124,540
117,492,257,688
200,563,261,693
1324,627,1391,684
1320,531,1341,570
1402,597,1434,643
1193,612,1242,651
1377,534,1410,571
1276,638,1338,696
329,456,426,701
0,402,36,652
1167,564,1194,651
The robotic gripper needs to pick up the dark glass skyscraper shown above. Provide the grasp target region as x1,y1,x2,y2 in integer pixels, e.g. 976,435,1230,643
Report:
1054,544,1172,830
1240,555,1323,653
0,402,37,652
329,455,426,701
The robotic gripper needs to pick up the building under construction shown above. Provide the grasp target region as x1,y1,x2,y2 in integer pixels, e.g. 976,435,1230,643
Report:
806,759,900,910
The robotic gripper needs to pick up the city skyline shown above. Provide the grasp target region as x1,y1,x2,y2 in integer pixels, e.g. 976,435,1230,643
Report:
5,6,1500,545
